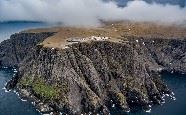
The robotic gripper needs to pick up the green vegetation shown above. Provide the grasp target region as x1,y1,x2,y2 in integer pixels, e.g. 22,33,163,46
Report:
33,79,58,100
115,92,126,104
18,77,59,100
18,76,33,88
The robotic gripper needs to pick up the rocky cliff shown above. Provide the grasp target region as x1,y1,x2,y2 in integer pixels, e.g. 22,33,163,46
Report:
2,32,186,114
0,32,55,67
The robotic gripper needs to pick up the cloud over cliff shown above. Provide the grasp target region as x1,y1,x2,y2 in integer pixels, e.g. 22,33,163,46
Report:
0,0,186,26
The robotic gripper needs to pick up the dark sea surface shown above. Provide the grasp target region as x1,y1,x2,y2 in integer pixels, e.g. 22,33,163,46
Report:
0,21,50,42
0,68,40,115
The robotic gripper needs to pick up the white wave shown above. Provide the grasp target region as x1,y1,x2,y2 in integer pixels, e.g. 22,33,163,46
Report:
145,108,151,113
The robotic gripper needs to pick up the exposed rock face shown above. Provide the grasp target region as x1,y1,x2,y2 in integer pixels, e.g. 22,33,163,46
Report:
143,38,186,74
1,32,186,114
0,32,54,67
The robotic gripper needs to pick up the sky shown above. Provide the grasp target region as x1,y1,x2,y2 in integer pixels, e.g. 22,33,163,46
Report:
0,0,186,26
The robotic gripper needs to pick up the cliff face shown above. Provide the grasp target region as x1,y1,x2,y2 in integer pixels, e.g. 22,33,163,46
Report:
2,32,186,114
144,39,186,73
18,41,157,114
0,32,54,67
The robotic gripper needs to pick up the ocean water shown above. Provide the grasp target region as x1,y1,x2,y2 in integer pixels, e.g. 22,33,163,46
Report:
0,68,40,115
0,21,50,42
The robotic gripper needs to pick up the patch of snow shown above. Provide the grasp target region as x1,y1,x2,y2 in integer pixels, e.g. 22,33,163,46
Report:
136,40,139,43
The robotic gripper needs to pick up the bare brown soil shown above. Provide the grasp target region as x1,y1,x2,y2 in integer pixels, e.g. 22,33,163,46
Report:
22,21,186,48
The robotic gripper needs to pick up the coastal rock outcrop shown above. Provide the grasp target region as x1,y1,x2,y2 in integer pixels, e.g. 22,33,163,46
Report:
1,32,186,114
0,32,54,67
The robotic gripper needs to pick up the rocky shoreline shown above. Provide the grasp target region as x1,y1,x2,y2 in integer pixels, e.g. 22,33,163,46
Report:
1,32,186,115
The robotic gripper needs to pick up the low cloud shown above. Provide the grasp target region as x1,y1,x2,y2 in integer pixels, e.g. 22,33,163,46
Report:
0,0,186,26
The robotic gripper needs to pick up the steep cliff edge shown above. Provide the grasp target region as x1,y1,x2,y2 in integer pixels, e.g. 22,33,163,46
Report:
1,27,186,114
0,32,55,67
0,32,55,90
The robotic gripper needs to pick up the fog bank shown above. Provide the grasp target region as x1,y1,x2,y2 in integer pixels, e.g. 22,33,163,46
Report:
0,0,186,26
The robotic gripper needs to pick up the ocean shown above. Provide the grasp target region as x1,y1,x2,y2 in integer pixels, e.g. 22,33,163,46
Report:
0,21,51,42
0,68,40,115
